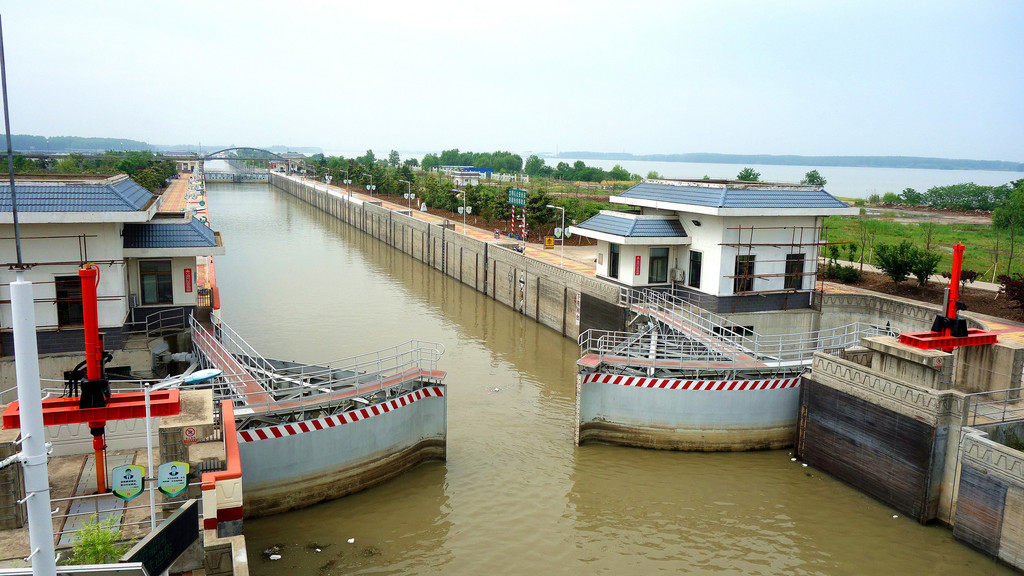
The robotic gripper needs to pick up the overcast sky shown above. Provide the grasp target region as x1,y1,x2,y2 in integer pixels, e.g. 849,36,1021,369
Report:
3,1,1022,161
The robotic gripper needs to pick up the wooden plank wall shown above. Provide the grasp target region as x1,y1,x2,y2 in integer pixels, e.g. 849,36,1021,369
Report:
797,376,937,522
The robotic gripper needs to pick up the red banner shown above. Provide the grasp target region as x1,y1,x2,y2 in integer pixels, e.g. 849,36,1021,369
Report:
184,268,193,293
634,256,641,276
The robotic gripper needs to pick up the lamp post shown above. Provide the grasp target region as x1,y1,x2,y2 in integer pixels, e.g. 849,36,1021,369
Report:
546,204,565,267
399,179,413,209
144,380,178,531
454,189,472,233
365,174,376,197
339,169,351,201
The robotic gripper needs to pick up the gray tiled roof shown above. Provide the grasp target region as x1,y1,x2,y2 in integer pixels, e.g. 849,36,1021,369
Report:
618,182,849,209
123,219,216,248
576,213,687,237
0,178,154,212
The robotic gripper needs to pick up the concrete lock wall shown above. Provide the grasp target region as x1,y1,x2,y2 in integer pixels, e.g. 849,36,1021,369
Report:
955,428,1024,571
797,352,965,524
238,393,446,517
270,174,623,340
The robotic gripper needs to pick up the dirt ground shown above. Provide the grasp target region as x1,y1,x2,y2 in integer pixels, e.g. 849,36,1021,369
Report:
849,270,1020,323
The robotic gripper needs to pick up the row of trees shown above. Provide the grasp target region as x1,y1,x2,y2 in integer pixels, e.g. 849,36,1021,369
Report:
11,151,176,192
871,181,1018,212
421,149,524,173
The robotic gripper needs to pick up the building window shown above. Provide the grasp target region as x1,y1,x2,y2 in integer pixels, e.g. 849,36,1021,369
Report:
649,247,669,283
785,253,806,290
688,251,702,289
734,255,755,293
140,260,173,305
609,244,620,278
55,276,83,327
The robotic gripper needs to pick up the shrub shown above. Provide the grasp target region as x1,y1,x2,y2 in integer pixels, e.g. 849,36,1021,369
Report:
867,193,881,204
874,241,916,285
911,249,942,286
942,269,979,288
881,192,901,204
998,273,1024,310
834,265,861,283
64,515,134,565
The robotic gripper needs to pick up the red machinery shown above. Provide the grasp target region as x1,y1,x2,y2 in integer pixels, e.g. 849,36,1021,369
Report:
2,264,181,493
898,242,998,352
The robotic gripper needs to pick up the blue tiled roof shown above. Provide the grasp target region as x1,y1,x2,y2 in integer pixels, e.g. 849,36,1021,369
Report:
618,182,849,209
123,219,216,249
0,177,154,212
576,213,687,238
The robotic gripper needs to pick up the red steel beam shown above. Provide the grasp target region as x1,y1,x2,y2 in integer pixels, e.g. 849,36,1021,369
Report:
2,390,181,429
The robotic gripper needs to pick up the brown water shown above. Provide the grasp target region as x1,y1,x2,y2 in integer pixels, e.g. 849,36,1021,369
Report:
209,182,1011,575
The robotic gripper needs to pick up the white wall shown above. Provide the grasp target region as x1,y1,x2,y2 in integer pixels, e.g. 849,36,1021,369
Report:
716,215,821,296
127,256,199,307
0,223,128,330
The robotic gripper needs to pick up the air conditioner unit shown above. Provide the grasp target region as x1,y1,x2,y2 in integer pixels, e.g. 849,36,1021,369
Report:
129,294,138,308
670,268,686,283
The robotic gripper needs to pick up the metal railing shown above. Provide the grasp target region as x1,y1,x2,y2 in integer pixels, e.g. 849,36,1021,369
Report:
963,388,1024,428
189,315,445,413
123,306,189,337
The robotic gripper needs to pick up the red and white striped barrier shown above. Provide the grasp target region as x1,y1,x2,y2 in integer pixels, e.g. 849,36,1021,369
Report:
237,386,445,443
581,373,800,391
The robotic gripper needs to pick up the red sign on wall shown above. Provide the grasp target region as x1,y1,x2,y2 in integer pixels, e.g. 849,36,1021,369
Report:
634,256,642,276
184,268,193,293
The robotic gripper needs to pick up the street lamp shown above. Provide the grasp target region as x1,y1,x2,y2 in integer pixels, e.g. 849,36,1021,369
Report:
399,179,414,209
547,204,565,267
454,189,472,232
366,174,376,197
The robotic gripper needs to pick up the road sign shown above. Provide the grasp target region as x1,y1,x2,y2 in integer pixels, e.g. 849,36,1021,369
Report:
112,464,146,501
158,461,190,497
508,188,527,207
544,236,555,249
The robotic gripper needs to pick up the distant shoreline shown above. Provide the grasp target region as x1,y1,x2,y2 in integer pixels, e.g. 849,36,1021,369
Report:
547,151,1024,172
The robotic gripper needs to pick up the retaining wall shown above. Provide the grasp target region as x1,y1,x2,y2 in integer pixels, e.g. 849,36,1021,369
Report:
270,174,622,340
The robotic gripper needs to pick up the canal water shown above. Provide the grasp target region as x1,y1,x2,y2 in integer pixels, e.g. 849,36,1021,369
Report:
209,182,1012,575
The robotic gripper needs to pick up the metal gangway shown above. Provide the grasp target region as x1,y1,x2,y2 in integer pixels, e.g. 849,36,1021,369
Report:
577,288,894,377
189,316,445,429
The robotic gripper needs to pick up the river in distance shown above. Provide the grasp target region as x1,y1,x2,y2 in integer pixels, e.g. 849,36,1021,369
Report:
325,149,1024,200
207,182,1012,575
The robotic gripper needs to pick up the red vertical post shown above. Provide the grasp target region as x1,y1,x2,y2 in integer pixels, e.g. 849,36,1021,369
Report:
79,264,107,492
78,265,101,380
947,243,964,321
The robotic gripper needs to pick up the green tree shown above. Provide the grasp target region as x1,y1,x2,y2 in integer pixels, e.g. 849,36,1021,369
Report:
524,155,545,176
874,241,917,286
54,153,83,173
64,515,134,565
357,149,376,168
609,164,631,181
899,187,924,205
388,150,401,168
993,181,1024,274
736,167,760,182
801,170,826,186
421,153,440,172
646,170,660,179
911,247,943,286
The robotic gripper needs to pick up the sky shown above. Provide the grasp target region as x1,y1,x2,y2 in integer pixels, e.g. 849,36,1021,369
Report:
2,1,1022,161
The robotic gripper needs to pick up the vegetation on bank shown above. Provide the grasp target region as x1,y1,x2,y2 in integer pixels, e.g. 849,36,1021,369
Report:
9,150,177,192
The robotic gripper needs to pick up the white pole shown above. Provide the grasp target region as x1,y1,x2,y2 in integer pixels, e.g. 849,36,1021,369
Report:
11,272,57,576
145,383,155,531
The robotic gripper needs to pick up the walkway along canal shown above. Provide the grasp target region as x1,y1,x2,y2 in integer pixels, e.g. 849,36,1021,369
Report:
206,181,1013,575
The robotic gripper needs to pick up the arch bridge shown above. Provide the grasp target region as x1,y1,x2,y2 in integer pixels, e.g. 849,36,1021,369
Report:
177,147,309,182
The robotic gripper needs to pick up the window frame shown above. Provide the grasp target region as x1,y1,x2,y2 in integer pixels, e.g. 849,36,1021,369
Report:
687,250,702,289
648,247,669,284
55,275,84,327
608,244,620,279
139,259,174,305
785,253,806,290
733,254,756,293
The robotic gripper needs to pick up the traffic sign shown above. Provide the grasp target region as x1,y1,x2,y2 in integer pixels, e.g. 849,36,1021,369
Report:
112,464,146,501
544,236,555,249
158,461,190,497
508,188,527,207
